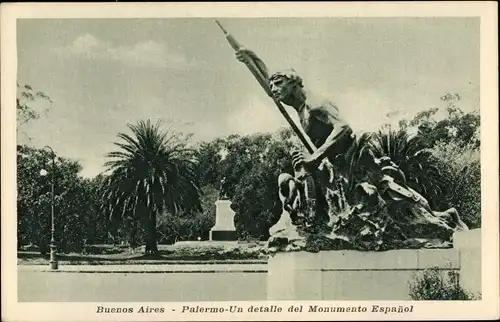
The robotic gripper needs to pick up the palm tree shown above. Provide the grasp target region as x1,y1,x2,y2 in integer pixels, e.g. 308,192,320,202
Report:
335,132,375,204
102,120,201,254
369,128,449,208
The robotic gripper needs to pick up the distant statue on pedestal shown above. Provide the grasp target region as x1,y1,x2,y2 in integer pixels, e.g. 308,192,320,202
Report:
219,177,229,200
210,176,237,241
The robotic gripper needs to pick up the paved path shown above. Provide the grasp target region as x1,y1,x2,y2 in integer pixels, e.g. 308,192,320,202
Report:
18,264,268,273
18,266,267,302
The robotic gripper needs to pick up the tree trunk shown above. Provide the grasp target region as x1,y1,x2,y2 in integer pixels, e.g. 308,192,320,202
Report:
128,219,138,250
144,211,158,255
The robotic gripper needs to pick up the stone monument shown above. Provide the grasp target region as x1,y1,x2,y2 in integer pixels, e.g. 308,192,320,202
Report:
219,21,469,251
209,177,237,241
218,22,476,300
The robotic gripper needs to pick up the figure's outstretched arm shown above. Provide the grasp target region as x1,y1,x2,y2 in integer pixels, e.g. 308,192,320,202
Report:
235,48,270,82
216,21,317,153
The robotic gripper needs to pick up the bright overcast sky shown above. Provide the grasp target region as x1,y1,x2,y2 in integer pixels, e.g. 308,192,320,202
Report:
17,17,479,178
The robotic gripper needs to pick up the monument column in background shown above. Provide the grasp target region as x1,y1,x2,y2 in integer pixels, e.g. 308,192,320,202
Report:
209,177,237,241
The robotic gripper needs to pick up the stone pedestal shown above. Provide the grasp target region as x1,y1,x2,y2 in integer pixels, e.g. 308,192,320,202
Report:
209,200,237,241
453,228,481,296
267,248,471,300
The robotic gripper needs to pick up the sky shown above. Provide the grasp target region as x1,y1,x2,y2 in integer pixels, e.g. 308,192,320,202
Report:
17,17,479,178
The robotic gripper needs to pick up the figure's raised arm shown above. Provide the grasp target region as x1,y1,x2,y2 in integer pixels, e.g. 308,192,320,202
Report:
215,20,316,153
235,47,270,82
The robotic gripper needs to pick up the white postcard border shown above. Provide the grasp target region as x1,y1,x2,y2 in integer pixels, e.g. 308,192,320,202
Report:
1,2,498,321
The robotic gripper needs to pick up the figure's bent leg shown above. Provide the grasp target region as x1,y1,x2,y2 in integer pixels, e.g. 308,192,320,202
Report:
278,173,304,224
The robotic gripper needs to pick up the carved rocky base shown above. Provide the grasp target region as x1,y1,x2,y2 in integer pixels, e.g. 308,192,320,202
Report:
267,206,461,253
267,212,306,252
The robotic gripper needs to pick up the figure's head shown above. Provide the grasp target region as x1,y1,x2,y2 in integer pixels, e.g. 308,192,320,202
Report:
269,69,304,104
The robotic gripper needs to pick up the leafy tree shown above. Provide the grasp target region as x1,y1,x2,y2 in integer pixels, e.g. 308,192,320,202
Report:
232,163,282,239
221,134,271,200
230,130,294,239
431,141,481,228
17,145,52,251
16,83,52,132
156,185,217,244
399,94,480,149
102,120,202,254
196,138,226,188
79,175,109,245
395,93,480,223
17,145,103,253
156,214,181,245
193,184,218,239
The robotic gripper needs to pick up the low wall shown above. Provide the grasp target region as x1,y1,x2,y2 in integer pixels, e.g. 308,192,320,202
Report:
267,229,481,300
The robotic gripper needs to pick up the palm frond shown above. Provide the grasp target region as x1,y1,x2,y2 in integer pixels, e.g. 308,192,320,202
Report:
100,119,202,226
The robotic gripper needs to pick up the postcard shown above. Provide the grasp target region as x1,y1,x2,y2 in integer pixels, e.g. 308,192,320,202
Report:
1,2,498,321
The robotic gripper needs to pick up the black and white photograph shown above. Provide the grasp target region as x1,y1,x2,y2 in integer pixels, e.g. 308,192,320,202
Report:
1,2,498,321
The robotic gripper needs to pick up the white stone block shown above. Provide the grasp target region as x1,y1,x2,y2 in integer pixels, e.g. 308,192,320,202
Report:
267,249,461,300
453,229,482,297
211,200,236,231
417,249,460,269
210,200,237,241
322,270,415,300
321,250,419,270
453,228,481,249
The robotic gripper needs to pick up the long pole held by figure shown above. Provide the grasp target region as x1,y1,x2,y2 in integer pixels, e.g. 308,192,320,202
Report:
215,20,316,155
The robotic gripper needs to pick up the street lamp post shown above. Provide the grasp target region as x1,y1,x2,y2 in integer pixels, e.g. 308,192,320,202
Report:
41,145,58,270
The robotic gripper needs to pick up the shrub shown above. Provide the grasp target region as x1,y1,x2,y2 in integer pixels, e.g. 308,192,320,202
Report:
431,141,481,228
408,267,480,300
168,243,268,260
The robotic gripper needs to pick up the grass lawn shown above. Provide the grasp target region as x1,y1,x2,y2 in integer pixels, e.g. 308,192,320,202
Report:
17,242,269,265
